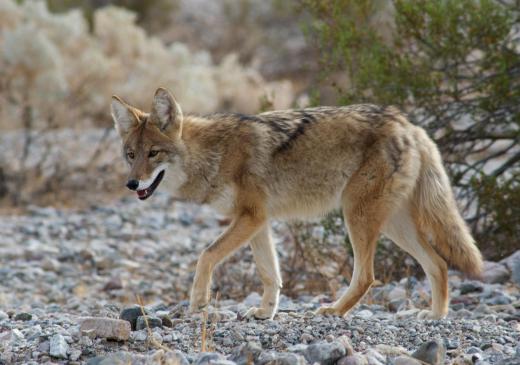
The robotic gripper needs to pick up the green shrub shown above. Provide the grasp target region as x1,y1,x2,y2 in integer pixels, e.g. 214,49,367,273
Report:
301,0,520,260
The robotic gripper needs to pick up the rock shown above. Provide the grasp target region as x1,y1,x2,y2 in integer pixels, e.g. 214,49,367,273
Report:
87,352,134,365
136,315,162,330
511,259,520,286
459,281,484,294
394,356,423,365
260,351,308,365
304,341,346,365
481,262,510,284
195,352,227,365
49,334,68,359
14,312,32,321
163,350,190,365
102,276,123,291
411,340,446,365
159,314,174,328
0,310,8,320
80,317,131,341
120,305,145,330
364,349,385,365
500,250,520,272
70,349,82,361
388,287,407,301
395,308,420,319
337,354,368,365
337,335,355,356
230,342,263,365
131,330,147,342
355,310,373,319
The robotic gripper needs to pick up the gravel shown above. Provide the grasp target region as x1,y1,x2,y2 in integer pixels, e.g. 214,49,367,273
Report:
0,193,518,364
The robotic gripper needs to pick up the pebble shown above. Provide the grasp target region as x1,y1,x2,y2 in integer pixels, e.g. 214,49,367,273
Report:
338,354,369,365
304,340,346,365
80,317,131,341
0,193,517,365
49,334,68,359
411,340,446,365
14,312,32,321
481,262,510,284
136,315,162,330
394,355,424,365
120,305,145,330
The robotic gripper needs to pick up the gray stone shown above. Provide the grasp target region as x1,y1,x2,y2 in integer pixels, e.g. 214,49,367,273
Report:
411,340,446,365
120,305,145,331
14,312,32,321
195,352,227,365
49,334,68,359
511,257,520,285
136,315,162,330
337,354,368,365
459,281,484,294
0,310,8,320
230,342,263,365
394,356,423,365
80,317,131,341
355,310,374,319
260,351,308,365
163,350,190,365
131,330,147,341
87,352,135,365
482,262,510,284
304,341,346,365
337,335,355,356
500,250,520,271
387,287,407,301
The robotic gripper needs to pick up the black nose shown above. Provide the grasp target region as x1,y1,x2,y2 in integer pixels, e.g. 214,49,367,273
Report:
126,179,139,191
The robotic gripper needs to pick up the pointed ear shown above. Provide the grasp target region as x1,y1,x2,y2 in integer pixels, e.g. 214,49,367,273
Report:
111,96,138,138
150,87,183,137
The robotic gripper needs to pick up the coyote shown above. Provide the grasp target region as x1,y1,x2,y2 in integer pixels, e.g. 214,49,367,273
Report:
111,88,482,320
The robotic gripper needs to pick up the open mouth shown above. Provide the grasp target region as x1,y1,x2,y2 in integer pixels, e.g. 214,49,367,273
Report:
136,170,165,200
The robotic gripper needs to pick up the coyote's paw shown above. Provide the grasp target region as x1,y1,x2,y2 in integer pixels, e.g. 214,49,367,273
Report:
417,309,446,320
315,306,342,316
188,298,209,314
244,307,275,320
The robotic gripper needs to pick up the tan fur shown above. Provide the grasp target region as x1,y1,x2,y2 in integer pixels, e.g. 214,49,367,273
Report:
112,88,483,320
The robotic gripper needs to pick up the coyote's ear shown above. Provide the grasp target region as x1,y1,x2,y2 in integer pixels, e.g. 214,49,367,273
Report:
150,87,183,137
111,96,138,138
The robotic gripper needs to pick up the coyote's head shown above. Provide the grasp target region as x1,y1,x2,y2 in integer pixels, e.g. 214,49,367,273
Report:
111,88,184,200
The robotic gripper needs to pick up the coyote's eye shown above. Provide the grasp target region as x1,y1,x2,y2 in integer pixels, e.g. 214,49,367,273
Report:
149,150,159,158
127,151,135,160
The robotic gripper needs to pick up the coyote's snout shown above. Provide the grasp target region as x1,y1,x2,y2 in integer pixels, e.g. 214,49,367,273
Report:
112,88,483,320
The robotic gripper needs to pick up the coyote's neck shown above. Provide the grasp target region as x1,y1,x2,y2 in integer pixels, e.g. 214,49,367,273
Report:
173,116,225,204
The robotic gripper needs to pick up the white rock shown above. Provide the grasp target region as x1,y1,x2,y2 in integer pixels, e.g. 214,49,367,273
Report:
49,334,68,359
481,261,510,284
355,310,374,319
387,287,407,301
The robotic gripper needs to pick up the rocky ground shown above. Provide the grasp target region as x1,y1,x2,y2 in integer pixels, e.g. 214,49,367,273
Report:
0,193,518,365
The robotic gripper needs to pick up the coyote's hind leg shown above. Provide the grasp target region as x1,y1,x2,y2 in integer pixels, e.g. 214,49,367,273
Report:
382,206,449,319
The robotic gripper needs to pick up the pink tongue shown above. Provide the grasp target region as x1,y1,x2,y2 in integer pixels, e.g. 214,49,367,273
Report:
137,189,147,198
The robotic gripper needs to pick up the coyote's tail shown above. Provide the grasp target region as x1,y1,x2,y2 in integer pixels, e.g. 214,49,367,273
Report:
413,128,483,277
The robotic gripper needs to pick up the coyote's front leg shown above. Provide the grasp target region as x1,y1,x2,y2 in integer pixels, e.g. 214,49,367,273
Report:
245,226,282,319
189,209,266,313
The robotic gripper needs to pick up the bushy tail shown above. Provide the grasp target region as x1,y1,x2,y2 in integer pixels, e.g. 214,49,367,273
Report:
413,129,483,277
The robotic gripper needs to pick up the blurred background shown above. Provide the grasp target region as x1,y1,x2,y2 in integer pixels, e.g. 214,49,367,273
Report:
0,0,518,290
